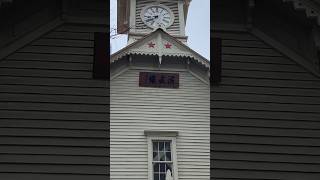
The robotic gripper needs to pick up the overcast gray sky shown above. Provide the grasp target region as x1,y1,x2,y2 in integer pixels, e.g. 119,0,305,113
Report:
110,0,210,60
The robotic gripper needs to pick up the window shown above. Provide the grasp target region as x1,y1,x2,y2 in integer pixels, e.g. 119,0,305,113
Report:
145,131,179,180
152,141,173,180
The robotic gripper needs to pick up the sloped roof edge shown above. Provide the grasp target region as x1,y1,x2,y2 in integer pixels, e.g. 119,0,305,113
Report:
0,18,63,61
252,28,320,77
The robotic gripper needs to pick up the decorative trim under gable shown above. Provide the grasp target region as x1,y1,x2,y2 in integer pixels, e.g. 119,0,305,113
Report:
111,29,210,69
283,0,320,26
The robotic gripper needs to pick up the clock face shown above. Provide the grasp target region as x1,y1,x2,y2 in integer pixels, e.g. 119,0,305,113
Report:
140,4,174,29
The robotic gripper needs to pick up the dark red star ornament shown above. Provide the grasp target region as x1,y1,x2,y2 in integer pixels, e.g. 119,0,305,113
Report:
148,42,155,48
164,42,172,49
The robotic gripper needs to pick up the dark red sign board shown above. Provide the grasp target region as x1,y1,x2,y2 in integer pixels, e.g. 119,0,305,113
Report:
139,72,179,88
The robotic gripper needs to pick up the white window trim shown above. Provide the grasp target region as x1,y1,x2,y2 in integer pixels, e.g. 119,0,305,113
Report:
145,130,179,180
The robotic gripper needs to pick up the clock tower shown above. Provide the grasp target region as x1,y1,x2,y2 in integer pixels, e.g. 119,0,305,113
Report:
117,0,191,44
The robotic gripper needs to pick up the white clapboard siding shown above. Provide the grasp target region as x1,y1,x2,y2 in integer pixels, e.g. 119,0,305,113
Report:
111,69,210,180
211,30,320,179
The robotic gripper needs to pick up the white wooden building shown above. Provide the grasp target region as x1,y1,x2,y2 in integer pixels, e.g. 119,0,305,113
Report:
111,0,210,179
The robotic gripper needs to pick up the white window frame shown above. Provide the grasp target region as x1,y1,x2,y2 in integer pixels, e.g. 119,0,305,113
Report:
145,131,179,180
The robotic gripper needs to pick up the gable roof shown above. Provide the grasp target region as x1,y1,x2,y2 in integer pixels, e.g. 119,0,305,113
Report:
111,28,210,69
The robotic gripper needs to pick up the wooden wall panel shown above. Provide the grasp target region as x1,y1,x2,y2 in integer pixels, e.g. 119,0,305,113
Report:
211,31,320,179
0,23,109,179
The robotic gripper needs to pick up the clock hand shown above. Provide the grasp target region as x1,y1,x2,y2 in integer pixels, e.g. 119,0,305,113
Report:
146,18,154,22
146,15,157,21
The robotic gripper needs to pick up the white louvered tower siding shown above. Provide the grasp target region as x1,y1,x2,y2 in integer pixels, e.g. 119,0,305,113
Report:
110,68,210,180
